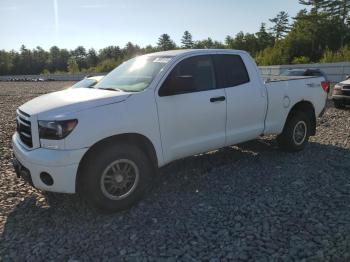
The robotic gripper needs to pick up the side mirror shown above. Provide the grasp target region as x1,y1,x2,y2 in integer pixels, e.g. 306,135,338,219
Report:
173,75,195,94
159,75,195,96
346,75,350,80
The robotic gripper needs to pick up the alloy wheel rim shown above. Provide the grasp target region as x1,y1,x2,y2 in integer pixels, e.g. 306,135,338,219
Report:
293,121,307,146
100,159,139,200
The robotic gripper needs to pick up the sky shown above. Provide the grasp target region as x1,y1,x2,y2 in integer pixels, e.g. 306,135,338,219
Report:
0,0,304,51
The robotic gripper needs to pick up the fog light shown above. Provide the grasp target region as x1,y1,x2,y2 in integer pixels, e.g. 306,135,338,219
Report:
40,172,54,186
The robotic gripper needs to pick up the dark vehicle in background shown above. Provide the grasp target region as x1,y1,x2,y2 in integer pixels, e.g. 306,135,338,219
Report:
69,75,104,89
332,76,350,108
280,68,328,80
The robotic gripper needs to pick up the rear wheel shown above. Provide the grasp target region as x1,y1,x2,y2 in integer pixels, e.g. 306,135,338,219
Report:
80,143,154,212
277,111,311,152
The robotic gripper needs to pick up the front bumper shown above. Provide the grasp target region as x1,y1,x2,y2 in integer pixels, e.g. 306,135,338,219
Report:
332,94,350,104
12,133,88,193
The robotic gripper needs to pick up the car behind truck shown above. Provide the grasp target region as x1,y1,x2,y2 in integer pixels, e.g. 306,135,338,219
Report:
12,49,329,212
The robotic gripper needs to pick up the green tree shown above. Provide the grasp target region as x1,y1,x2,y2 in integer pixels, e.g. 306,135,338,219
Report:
300,0,350,46
157,34,176,51
269,11,291,39
227,32,245,49
94,58,122,73
291,56,311,64
256,23,275,51
72,46,87,70
225,32,260,55
193,37,214,48
244,33,260,55
47,46,69,72
1,2,350,74
98,46,121,61
320,0,350,22
144,45,157,54
299,0,326,12
181,31,194,48
320,45,350,62
67,57,79,73
86,48,98,68
193,37,224,49
286,9,342,62
32,46,48,74
0,50,13,75
19,45,33,74
255,42,288,65
124,42,141,58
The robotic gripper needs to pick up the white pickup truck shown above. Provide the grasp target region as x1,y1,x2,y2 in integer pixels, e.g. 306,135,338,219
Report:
12,49,329,212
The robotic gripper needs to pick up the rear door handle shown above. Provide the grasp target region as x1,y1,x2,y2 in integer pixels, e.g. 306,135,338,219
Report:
210,96,226,103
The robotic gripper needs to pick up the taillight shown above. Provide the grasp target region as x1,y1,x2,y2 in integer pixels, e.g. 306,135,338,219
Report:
321,81,330,93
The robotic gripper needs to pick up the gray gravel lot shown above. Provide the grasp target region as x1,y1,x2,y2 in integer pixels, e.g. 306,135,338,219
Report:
0,81,350,261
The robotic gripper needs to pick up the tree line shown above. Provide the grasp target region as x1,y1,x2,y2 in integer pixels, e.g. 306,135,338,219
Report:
0,0,349,76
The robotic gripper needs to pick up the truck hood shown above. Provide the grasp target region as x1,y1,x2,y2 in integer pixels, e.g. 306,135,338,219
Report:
339,79,350,85
20,88,131,117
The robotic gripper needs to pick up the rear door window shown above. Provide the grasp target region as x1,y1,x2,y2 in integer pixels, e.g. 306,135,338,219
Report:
213,54,250,88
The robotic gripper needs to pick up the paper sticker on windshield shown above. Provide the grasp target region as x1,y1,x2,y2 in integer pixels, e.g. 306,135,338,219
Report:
153,57,171,63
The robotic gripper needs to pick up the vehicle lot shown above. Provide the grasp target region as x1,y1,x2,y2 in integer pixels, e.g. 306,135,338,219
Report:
0,81,350,261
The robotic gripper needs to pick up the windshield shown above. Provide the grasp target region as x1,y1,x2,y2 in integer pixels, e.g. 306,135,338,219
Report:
71,78,97,88
95,55,172,92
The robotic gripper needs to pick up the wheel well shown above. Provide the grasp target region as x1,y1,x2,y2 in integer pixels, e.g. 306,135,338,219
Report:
286,101,316,135
76,133,158,192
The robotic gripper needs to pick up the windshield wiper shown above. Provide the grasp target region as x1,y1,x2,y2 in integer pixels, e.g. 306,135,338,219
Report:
97,87,123,92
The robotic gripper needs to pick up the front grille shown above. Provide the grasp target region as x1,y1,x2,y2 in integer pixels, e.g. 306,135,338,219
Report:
16,109,33,148
342,85,350,90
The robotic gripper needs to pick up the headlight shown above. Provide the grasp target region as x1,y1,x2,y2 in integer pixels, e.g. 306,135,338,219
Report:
38,119,78,140
333,84,342,90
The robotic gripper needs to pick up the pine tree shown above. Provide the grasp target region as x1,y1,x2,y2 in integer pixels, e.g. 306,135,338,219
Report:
320,0,349,21
125,42,141,58
299,0,350,46
181,31,194,48
157,34,176,51
256,23,275,50
299,0,326,13
269,11,291,39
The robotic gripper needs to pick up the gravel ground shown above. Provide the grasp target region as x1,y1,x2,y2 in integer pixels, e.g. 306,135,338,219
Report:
0,81,350,261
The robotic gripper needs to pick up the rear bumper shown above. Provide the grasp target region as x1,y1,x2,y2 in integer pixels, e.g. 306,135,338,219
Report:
12,133,88,193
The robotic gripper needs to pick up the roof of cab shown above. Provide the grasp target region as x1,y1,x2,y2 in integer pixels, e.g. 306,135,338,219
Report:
147,49,248,57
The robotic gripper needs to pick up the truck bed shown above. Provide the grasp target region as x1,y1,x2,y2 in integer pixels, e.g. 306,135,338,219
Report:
263,76,327,135
262,75,321,83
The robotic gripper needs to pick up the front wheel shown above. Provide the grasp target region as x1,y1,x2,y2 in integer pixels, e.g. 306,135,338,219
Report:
79,143,154,212
277,111,311,152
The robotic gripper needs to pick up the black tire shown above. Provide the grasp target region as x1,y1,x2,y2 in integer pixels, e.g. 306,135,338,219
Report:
333,100,344,109
79,143,154,212
277,111,311,152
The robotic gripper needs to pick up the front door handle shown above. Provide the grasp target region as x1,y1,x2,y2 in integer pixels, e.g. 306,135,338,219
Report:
210,96,226,103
